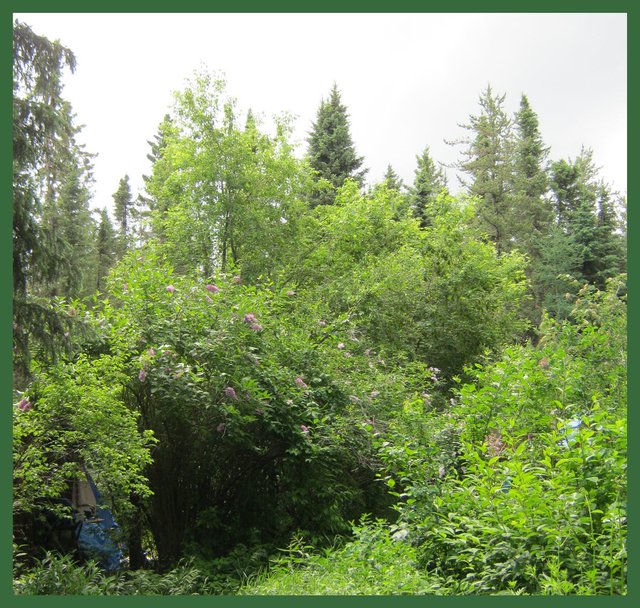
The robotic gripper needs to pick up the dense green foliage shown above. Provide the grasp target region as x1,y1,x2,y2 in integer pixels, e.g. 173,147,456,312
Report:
396,278,627,594
286,183,527,376
241,518,435,595
100,248,410,566
13,351,155,513
241,276,627,596
14,552,226,595
13,22,626,596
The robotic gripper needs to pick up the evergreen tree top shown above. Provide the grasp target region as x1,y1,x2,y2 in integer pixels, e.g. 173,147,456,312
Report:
306,83,367,205
383,164,404,191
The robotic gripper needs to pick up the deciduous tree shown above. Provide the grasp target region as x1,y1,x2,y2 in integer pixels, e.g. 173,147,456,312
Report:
147,72,309,281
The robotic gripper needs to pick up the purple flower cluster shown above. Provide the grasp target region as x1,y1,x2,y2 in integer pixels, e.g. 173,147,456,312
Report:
166,285,175,294
17,398,32,412
224,386,238,400
206,284,220,293
243,313,263,331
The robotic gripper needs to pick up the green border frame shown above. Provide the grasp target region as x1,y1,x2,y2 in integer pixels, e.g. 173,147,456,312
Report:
3,2,635,606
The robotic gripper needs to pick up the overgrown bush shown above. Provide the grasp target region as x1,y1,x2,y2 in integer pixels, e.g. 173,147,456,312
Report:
13,348,155,557
287,185,528,377
389,276,626,594
411,410,626,594
92,246,410,566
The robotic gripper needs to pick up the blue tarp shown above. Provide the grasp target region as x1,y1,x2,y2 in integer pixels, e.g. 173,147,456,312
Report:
76,470,124,572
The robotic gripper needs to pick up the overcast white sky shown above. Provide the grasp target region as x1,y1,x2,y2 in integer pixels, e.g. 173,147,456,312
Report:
14,12,627,214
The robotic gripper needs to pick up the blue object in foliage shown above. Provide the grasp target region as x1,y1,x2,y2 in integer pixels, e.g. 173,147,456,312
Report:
563,418,582,448
76,470,123,572
77,522,123,572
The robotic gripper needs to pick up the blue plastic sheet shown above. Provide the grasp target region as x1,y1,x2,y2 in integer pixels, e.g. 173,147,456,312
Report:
77,521,123,572
76,470,124,572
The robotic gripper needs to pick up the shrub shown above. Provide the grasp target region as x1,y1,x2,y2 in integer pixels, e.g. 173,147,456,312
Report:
391,276,627,594
412,409,626,594
95,246,403,565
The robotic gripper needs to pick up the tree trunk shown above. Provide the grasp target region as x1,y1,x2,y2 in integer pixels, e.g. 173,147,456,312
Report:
127,492,147,570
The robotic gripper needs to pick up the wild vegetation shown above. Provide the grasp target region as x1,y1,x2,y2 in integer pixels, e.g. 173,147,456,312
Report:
12,21,626,595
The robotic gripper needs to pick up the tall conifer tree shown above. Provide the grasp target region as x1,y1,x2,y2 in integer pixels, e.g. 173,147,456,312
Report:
112,175,134,254
511,95,553,255
549,149,625,289
13,21,89,385
307,84,367,206
140,115,180,243
455,85,513,253
140,115,174,205
383,164,404,191
410,146,447,227
93,208,118,294
45,160,95,298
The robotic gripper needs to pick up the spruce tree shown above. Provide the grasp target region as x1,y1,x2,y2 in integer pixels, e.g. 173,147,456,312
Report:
13,21,76,297
511,95,553,256
13,21,87,386
140,114,180,243
592,183,626,286
45,160,95,298
454,85,513,253
307,83,367,206
549,149,625,289
549,160,575,229
410,146,447,227
112,174,134,254
93,208,118,293
383,164,404,191
141,114,173,204
376,164,412,218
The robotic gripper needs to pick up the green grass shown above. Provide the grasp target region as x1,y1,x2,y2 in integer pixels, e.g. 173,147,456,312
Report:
239,519,439,595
